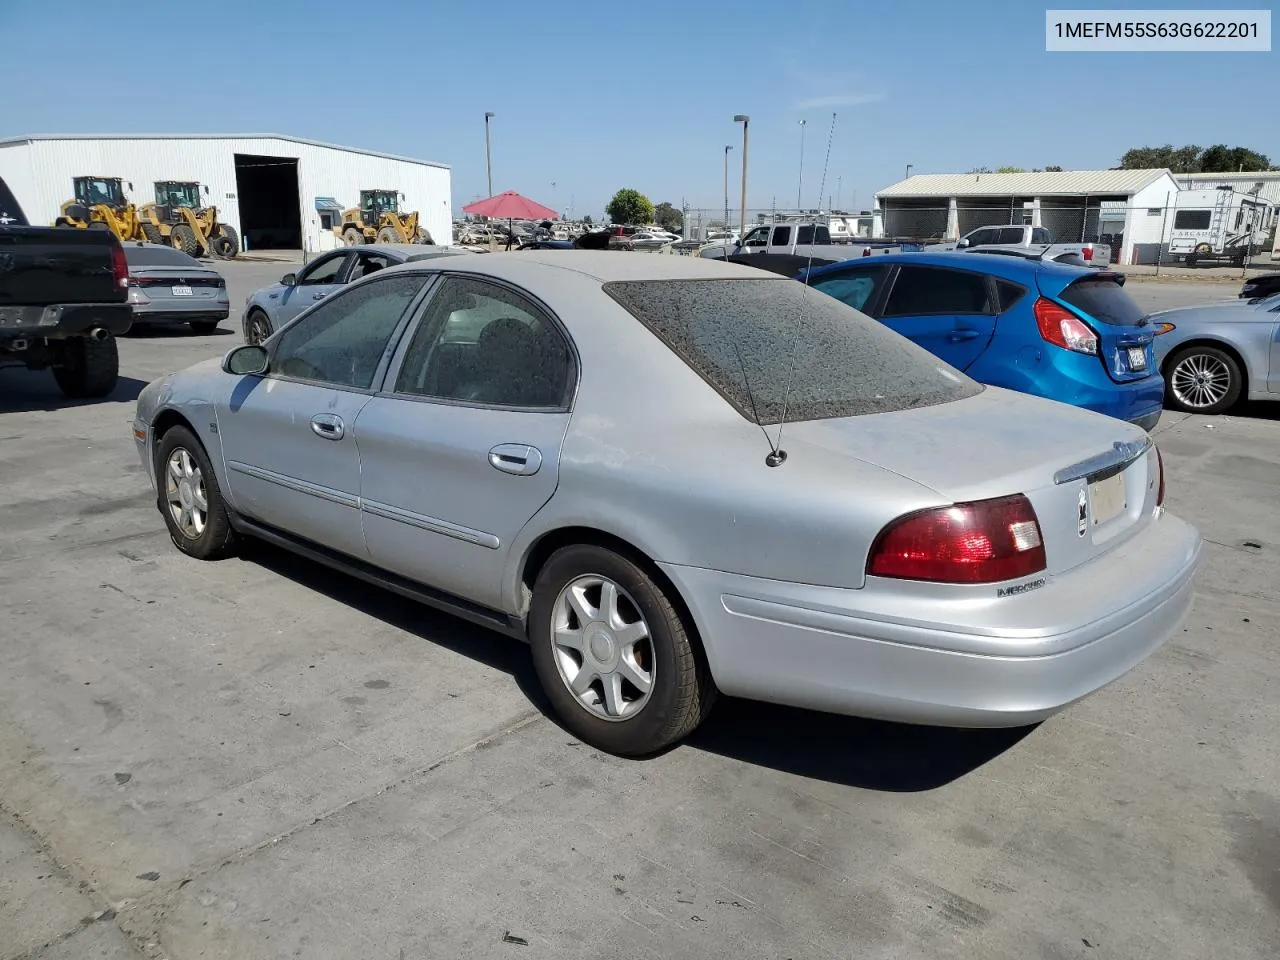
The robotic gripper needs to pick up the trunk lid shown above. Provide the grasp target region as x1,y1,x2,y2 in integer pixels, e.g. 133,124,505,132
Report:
1039,270,1155,384
0,227,127,305
785,388,1159,577
130,266,224,301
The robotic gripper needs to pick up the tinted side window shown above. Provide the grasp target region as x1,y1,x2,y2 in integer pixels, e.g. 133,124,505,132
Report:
810,266,890,313
273,274,425,388
1032,227,1052,244
966,229,999,246
883,266,994,316
796,225,814,244
997,280,1027,311
997,227,1025,244
394,276,572,408
772,226,792,246
299,254,348,285
350,253,393,280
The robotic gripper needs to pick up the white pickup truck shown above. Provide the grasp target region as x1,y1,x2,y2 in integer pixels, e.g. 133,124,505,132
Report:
928,224,1112,267
700,221,900,261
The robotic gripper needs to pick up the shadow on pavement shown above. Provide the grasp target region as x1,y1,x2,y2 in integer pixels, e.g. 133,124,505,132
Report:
125,323,234,338
687,698,1038,791
0,372,148,413
239,539,1036,790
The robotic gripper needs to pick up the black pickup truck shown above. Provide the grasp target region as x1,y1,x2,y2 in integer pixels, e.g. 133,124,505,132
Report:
0,177,132,398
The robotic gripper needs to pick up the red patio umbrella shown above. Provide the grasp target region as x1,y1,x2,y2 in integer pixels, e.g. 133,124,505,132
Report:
462,191,559,249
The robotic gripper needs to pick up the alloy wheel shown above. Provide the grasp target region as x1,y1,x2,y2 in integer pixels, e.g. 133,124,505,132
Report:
1170,353,1231,409
165,447,207,539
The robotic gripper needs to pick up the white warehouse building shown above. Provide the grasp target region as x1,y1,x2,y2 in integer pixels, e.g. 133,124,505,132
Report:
0,134,452,253
875,168,1183,265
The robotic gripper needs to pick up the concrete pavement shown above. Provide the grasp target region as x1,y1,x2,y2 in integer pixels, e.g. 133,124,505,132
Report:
1,263,1277,959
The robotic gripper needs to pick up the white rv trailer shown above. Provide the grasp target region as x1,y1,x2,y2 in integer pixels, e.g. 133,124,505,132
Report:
1166,186,1271,265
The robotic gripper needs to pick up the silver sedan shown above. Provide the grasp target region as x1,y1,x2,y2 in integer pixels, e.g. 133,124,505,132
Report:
133,252,1201,756
241,244,468,344
1151,293,1280,414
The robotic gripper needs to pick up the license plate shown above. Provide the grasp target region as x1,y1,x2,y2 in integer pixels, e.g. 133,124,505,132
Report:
1126,346,1147,370
172,285,193,297
1088,472,1126,527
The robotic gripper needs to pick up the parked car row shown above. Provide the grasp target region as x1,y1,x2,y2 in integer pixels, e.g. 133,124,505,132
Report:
137,249,1203,759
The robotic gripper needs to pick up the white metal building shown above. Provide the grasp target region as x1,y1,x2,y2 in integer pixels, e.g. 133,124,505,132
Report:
875,169,1182,265
0,134,452,253
1175,171,1280,258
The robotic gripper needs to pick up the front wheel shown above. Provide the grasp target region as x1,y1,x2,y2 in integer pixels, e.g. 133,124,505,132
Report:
155,426,237,560
170,224,198,256
528,545,715,756
376,226,400,243
342,227,365,247
244,308,273,345
1166,345,1243,415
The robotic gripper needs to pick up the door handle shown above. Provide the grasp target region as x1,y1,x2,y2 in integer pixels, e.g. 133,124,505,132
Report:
310,413,344,440
312,292,328,300
488,443,542,476
948,329,981,341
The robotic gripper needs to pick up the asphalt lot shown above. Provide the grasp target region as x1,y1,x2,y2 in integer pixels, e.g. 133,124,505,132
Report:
1,259,1277,960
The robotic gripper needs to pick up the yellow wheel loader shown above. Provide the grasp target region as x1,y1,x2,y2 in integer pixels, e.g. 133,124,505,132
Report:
138,182,240,259
53,176,143,243
335,189,432,246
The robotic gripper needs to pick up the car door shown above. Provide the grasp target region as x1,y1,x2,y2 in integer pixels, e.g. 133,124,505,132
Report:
355,274,575,611
216,272,430,559
274,251,353,326
876,264,998,371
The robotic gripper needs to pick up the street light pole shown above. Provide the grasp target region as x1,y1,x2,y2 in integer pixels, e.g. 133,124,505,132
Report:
734,115,750,237
797,119,807,212
905,163,912,181
484,112,495,198
723,145,733,234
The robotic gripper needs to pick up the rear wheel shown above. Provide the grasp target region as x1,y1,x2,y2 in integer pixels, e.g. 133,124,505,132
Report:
170,224,198,256
342,227,365,247
1166,345,1243,415
244,308,272,345
141,222,165,244
156,426,237,560
52,334,118,398
528,544,715,756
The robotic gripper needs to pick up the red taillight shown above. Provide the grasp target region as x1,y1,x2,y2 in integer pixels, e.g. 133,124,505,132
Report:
110,241,128,289
862,248,872,257
1081,245,1093,261
868,494,1046,584
1034,298,1098,355
1155,447,1165,506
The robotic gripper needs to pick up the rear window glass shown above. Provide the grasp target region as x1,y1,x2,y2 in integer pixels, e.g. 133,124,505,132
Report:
1173,210,1211,231
1059,279,1145,326
124,245,203,268
604,278,981,425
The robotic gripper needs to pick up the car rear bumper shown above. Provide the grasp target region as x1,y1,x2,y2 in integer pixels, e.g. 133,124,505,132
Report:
130,304,229,324
660,512,1201,727
0,302,133,337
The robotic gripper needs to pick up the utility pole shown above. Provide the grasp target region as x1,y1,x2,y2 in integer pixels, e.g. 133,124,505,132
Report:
723,145,733,232
734,115,750,236
797,119,807,212
484,112,495,198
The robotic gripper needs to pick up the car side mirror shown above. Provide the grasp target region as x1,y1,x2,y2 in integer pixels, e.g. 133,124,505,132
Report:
956,238,970,248
222,344,269,376
281,273,297,286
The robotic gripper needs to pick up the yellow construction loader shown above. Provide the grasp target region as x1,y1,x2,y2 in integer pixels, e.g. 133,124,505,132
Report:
335,189,431,245
138,182,240,259
53,176,143,242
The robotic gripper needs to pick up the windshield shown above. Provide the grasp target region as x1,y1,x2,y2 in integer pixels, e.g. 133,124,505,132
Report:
75,178,123,207
157,183,200,208
604,278,981,424
1059,277,1146,326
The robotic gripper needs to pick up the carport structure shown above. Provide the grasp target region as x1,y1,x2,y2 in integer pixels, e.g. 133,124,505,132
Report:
875,169,1180,264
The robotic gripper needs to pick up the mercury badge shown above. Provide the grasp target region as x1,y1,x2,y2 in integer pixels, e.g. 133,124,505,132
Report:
1077,487,1089,536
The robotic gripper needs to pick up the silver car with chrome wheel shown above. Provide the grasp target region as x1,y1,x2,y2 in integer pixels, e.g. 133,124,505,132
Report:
135,252,1201,757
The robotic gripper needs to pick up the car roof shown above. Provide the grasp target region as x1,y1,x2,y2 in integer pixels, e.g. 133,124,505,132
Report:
122,242,212,268
803,250,1101,283
380,249,783,283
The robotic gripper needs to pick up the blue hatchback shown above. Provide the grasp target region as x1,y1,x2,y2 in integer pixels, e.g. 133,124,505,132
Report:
800,252,1163,430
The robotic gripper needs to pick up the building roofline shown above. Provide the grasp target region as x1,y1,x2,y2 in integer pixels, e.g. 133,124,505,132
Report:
875,168,1174,199
0,133,449,170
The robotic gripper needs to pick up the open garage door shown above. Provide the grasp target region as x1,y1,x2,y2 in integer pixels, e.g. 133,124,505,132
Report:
234,154,302,251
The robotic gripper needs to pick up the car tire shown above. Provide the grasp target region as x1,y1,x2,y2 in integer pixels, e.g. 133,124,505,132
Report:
343,227,365,247
528,544,715,756
244,308,272,345
170,224,199,256
52,334,118,398
141,222,165,244
155,425,237,561
189,320,220,335
1165,345,1243,415
215,224,239,258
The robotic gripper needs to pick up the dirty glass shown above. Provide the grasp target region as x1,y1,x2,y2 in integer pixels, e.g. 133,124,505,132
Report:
1060,278,1145,326
605,278,981,424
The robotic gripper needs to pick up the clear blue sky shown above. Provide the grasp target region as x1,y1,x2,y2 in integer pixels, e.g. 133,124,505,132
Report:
2,0,1275,219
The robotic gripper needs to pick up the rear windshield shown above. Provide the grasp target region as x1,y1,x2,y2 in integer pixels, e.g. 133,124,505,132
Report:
124,245,203,268
1059,278,1145,326
604,278,981,424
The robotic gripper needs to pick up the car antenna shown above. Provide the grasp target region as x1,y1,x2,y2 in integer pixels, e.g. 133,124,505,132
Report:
765,111,838,468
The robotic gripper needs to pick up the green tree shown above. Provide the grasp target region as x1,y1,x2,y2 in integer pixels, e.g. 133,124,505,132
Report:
996,166,1026,174
653,201,683,232
606,188,655,226
1119,144,1201,172
1199,144,1271,172
1044,165,1063,172
966,167,992,175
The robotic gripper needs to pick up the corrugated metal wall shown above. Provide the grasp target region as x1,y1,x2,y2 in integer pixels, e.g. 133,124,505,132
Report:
8,137,451,251
881,200,947,239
